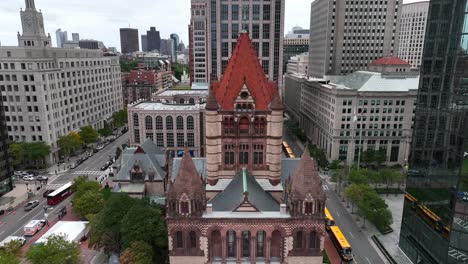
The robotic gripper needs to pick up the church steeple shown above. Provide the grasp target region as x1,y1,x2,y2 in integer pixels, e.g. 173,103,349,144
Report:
18,0,52,48
25,0,36,10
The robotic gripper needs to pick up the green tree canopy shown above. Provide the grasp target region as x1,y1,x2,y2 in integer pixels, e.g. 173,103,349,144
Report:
79,125,99,144
120,60,138,72
172,63,189,81
26,235,80,264
88,193,137,253
120,241,153,264
57,132,83,156
2,240,23,257
120,199,167,260
72,177,104,220
10,143,25,167
10,142,50,168
112,108,128,128
98,127,113,138
0,252,19,264
308,144,329,169
348,168,371,185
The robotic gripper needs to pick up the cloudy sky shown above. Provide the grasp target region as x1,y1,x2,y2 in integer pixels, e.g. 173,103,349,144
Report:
0,0,424,50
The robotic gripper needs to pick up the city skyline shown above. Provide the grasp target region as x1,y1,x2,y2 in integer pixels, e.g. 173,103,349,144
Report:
0,0,424,51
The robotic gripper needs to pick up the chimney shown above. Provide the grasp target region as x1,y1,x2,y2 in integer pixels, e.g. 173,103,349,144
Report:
206,203,213,214
280,203,287,214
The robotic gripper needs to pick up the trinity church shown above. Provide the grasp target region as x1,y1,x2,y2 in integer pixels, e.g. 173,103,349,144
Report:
166,33,326,264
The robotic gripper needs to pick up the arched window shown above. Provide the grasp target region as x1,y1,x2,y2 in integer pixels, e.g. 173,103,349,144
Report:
224,117,235,135
155,116,163,130
187,116,194,130
295,231,303,248
133,114,139,127
242,231,250,257
180,201,189,214
257,231,265,257
176,231,183,248
189,98,195,104
239,117,249,134
305,201,313,215
145,116,153,130
166,116,173,130
309,231,318,249
177,116,184,130
179,98,185,104
227,231,236,257
189,231,197,248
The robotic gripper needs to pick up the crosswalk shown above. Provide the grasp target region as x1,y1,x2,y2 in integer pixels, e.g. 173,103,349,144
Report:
322,185,329,191
71,170,104,176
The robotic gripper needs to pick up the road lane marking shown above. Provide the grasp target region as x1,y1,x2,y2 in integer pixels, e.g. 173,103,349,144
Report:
336,212,340,217
365,257,372,264
0,230,5,237
349,232,354,239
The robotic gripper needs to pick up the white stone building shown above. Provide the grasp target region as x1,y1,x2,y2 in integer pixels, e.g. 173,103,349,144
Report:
285,57,419,166
286,52,308,75
398,1,429,69
0,0,123,162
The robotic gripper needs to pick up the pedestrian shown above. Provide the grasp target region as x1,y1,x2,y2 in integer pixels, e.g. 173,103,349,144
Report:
55,170,57,175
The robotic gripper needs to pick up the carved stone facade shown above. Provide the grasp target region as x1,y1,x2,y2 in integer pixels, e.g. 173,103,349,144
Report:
167,34,325,264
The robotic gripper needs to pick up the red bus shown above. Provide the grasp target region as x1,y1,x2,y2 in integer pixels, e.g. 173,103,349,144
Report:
47,182,73,205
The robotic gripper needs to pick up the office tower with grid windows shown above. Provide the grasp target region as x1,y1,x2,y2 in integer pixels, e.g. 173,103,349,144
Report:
120,28,139,54
189,0,209,84
398,1,429,69
0,89,13,196
398,0,468,263
309,0,402,78
206,0,285,85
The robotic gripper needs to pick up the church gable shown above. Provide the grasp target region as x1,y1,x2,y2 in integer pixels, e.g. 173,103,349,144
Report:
210,33,278,111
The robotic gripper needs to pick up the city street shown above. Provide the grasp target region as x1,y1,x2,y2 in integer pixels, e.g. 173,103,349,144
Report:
0,132,129,244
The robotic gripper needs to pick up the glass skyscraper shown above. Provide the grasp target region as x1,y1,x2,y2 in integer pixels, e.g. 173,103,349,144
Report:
399,0,468,263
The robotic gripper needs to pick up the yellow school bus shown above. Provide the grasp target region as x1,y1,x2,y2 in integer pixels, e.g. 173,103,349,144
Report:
328,226,353,262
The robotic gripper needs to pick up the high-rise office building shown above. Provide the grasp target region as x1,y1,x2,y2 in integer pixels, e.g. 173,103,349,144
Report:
0,0,123,163
55,29,67,48
170,33,180,52
120,28,139,54
398,1,429,69
309,0,402,77
206,0,285,84
146,27,161,52
283,27,309,78
189,0,209,84
160,39,176,62
399,0,468,263
141,35,148,52
71,33,79,42
0,89,13,196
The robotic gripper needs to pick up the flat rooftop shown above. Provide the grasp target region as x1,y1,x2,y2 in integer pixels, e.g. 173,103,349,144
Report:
131,102,206,111
156,89,208,97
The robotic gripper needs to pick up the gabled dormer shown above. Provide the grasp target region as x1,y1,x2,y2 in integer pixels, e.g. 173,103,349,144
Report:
234,83,256,113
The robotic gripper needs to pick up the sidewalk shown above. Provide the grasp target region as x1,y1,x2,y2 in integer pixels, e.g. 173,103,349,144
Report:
0,183,41,213
339,192,412,264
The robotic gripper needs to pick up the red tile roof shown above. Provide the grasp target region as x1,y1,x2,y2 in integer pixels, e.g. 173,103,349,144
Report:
211,33,277,111
370,57,410,66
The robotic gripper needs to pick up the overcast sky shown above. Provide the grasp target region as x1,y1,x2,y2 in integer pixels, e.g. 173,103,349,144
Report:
0,0,425,50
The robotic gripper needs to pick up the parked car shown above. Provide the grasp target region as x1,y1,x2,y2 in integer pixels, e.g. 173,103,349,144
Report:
14,171,28,177
24,200,39,211
121,127,128,133
36,175,48,181
100,162,111,171
71,162,80,169
0,236,26,248
96,144,104,150
22,175,35,181
27,171,40,176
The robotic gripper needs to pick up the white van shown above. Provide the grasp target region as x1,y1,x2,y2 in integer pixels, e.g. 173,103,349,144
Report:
24,220,45,236
0,236,26,248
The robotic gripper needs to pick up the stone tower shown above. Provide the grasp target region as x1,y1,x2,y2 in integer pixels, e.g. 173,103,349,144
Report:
18,0,52,48
205,33,284,186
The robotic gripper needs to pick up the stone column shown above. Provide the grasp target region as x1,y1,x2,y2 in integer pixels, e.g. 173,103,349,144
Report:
250,236,257,263
236,235,242,263
265,235,271,264
221,235,227,264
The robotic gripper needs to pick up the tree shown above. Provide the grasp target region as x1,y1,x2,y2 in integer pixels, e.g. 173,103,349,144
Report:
120,241,153,264
79,125,99,144
72,177,104,220
57,132,83,156
115,147,122,158
98,127,113,138
10,143,25,167
380,169,401,189
120,60,138,72
112,108,128,128
308,144,329,169
0,251,19,264
2,240,23,257
348,168,370,185
12,142,51,168
26,235,80,264
73,188,104,220
329,160,341,171
88,193,136,253
172,63,189,81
